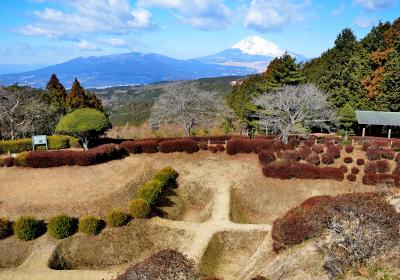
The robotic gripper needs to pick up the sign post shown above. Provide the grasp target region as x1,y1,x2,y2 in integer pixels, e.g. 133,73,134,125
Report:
32,135,48,150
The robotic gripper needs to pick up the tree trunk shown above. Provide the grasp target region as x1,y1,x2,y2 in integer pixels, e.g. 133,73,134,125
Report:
82,137,89,150
281,129,289,145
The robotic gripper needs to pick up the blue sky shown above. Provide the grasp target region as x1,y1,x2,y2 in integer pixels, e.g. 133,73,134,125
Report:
0,0,399,67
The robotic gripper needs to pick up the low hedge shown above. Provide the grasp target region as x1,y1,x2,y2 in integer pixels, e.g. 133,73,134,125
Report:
25,144,127,168
357,158,365,165
363,174,400,186
345,145,353,153
158,139,199,154
106,209,129,227
347,174,357,182
258,150,276,165
78,216,103,236
0,135,80,154
343,157,353,163
1,157,14,167
306,153,320,166
14,151,29,167
226,138,275,155
311,144,324,154
128,199,151,219
153,167,179,186
364,160,390,174
13,216,43,241
47,214,77,239
138,180,164,206
262,162,344,181
321,154,334,165
351,167,360,174
0,218,12,239
366,148,382,161
120,140,158,154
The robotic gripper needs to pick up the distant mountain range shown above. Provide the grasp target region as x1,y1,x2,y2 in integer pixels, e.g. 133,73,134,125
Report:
0,36,308,88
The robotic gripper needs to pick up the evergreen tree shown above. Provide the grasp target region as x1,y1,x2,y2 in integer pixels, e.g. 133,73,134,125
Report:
379,51,400,111
339,103,357,136
66,78,87,110
225,74,264,127
262,52,303,92
86,92,105,112
46,74,67,111
361,21,391,52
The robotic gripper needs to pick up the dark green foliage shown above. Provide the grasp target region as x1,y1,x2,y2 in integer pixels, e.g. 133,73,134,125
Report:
46,74,67,112
47,215,77,239
262,52,304,92
13,216,43,241
78,216,103,236
339,104,356,134
128,198,151,219
153,167,179,186
0,218,12,239
106,209,129,227
303,19,400,112
56,108,111,149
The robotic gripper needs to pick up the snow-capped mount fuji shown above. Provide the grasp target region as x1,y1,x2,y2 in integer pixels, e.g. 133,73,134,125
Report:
196,35,307,72
231,35,285,57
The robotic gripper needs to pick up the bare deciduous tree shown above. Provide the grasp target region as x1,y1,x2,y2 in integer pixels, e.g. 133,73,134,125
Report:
150,84,232,135
254,84,337,144
0,86,59,140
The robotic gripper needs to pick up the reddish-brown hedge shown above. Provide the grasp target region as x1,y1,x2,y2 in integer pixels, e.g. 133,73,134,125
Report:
215,144,225,152
258,150,276,165
321,153,334,165
343,157,353,163
392,141,400,152
282,150,301,162
370,140,389,149
209,146,218,153
351,167,360,174
339,165,348,173
26,144,127,168
272,193,400,253
2,157,14,167
311,144,324,154
326,145,341,159
357,158,365,165
262,162,344,181
226,138,274,155
120,140,158,154
345,145,354,153
363,174,400,186
297,147,312,160
198,143,208,150
393,165,400,175
396,153,400,163
306,153,320,166
362,143,370,151
382,148,395,160
158,139,199,154
347,174,356,182
364,160,390,174
366,148,382,161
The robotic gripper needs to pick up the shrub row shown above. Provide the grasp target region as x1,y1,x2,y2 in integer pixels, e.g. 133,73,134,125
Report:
258,150,276,165
262,162,344,181
306,153,320,166
25,144,127,168
120,140,158,153
366,148,396,161
311,144,324,154
0,135,80,154
129,167,178,218
226,138,275,155
363,174,400,186
158,139,199,154
364,160,390,174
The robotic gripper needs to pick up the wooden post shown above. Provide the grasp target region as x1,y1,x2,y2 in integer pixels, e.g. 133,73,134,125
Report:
388,128,392,139
265,125,268,135
362,127,366,137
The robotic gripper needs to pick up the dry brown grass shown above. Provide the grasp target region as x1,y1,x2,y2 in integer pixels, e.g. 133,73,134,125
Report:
0,237,34,268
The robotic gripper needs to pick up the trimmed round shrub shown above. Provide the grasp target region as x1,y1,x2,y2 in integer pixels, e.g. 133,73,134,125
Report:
154,167,178,186
78,216,103,236
47,214,77,239
343,157,353,164
345,145,354,153
347,174,357,182
138,179,163,206
357,158,365,165
106,209,129,227
209,146,218,153
13,216,43,241
129,198,151,219
351,167,360,174
258,150,276,165
0,218,12,239
340,165,348,173
366,148,382,161
321,154,334,165
56,108,112,149
216,144,225,152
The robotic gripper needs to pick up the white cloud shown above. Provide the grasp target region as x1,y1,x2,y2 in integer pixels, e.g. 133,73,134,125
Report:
101,38,128,47
17,0,154,38
353,0,396,11
75,40,98,50
137,0,233,29
244,0,311,32
332,3,346,16
353,15,376,28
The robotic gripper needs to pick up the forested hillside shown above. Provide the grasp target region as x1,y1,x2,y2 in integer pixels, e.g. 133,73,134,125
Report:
227,18,400,129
